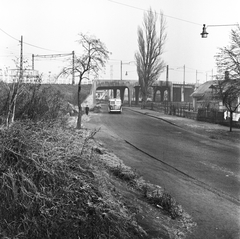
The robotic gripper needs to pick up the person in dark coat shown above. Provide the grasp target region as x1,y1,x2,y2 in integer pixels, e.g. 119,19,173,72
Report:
85,105,89,115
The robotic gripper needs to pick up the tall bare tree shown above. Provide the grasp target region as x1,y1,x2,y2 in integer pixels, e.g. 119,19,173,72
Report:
60,33,109,129
215,26,240,131
135,8,167,108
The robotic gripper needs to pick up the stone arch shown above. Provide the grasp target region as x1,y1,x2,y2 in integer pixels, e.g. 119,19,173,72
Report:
155,90,161,102
163,89,169,101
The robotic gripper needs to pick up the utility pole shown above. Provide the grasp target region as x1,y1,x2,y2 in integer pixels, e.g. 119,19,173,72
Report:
120,61,122,80
181,65,185,102
72,51,75,84
20,35,23,81
183,64,185,85
166,65,169,86
166,65,169,102
32,54,34,70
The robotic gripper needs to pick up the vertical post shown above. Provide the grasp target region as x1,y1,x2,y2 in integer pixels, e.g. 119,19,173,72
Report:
181,65,185,102
120,61,122,80
166,65,169,85
20,36,23,81
32,54,34,70
92,80,96,106
170,82,173,102
113,89,117,98
166,65,169,101
72,51,75,84
183,64,185,85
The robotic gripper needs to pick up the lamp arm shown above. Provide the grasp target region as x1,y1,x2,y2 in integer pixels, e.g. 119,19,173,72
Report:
206,24,239,28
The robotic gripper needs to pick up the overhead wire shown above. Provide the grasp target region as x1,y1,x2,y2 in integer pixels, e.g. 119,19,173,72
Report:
0,27,64,53
1,1,204,75
1,0,202,57
0,27,19,42
107,0,202,26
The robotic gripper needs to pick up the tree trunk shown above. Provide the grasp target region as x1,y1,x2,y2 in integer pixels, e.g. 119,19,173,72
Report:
10,93,18,125
76,79,82,129
142,94,147,109
229,111,233,132
6,81,20,127
6,85,14,127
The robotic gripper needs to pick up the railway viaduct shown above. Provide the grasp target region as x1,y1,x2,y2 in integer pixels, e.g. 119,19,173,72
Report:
92,79,196,106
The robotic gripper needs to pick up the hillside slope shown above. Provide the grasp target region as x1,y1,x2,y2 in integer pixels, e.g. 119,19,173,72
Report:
41,84,92,105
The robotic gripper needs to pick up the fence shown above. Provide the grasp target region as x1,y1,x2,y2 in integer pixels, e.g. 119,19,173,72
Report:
197,108,224,124
136,101,219,122
132,101,240,127
143,102,193,117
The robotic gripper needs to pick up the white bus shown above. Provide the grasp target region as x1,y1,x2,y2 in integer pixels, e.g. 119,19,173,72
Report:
108,98,122,113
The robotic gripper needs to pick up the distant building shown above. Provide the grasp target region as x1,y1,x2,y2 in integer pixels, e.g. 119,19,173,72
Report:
191,80,240,121
0,68,40,83
191,80,221,111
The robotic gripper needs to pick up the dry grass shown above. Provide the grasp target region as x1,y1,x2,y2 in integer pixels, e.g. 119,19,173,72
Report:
98,150,184,220
141,185,184,219
0,119,145,239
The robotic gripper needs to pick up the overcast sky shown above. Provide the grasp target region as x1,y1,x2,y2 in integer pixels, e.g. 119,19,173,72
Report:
0,0,239,84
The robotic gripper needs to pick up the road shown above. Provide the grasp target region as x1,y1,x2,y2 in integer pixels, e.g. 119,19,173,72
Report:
86,105,240,239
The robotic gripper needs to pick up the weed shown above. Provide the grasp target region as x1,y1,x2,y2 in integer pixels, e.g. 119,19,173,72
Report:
109,164,138,184
143,185,183,219
107,161,183,219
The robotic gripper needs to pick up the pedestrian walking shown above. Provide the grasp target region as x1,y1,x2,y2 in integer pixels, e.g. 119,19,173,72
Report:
85,105,89,115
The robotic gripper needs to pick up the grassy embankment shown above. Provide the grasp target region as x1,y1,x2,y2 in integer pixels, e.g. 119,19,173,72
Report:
0,83,195,238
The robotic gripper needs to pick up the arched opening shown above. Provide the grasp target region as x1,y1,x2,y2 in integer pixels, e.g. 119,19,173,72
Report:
155,90,161,102
164,90,169,101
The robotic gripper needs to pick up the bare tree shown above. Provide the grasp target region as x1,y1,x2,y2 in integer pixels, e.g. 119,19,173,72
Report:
0,59,38,127
135,8,167,108
216,26,240,79
215,26,240,131
215,73,240,132
60,33,109,129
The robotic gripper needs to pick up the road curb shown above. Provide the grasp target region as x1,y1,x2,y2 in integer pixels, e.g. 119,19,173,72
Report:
125,107,179,127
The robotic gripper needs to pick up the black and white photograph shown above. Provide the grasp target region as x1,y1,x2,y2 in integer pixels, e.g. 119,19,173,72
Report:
0,1,240,238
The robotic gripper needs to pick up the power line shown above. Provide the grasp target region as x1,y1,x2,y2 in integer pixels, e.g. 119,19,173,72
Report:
34,53,72,58
23,42,64,52
0,27,19,41
0,27,64,52
107,0,201,26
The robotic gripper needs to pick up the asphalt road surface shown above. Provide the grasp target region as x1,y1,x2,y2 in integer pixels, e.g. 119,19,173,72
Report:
86,105,240,239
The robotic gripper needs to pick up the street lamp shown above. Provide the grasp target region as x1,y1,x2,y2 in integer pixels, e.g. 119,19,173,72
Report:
120,61,135,80
200,23,239,38
200,24,208,38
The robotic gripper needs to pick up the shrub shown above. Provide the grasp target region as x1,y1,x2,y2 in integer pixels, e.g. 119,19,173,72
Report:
142,186,183,219
109,163,138,186
15,85,66,121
